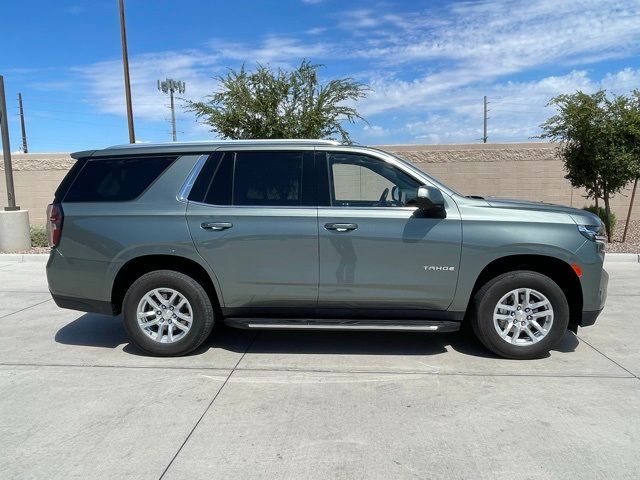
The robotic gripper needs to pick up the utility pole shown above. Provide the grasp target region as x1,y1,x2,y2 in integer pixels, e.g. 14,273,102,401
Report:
157,78,185,142
118,0,135,143
18,93,27,153
0,76,19,210
482,95,488,143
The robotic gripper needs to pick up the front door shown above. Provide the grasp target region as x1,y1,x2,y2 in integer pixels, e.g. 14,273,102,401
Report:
186,150,318,313
316,151,462,314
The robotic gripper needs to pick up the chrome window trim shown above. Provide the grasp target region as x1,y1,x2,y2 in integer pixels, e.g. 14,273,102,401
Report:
177,154,210,203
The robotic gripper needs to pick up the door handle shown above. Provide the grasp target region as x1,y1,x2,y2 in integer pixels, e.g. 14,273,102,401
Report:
324,222,358,232
201,222,233,231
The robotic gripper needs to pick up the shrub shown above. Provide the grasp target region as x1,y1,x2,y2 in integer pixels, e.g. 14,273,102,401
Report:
583,205,616,234
30,226,48,248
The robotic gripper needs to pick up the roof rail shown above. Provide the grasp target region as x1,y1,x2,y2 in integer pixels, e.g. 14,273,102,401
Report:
103,139,342,150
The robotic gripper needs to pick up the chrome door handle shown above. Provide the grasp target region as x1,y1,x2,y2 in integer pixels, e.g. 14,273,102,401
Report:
201,222,233,231
324,222,358,232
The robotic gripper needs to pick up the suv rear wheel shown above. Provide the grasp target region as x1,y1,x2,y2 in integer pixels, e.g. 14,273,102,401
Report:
471,270,569,359
122,270,215,356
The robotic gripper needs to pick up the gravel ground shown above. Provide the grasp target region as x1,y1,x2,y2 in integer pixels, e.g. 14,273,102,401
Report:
0,246,50,255
609,219,640,253
1,220,639,255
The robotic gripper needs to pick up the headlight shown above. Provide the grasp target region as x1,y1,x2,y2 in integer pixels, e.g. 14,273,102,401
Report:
578,224,607,244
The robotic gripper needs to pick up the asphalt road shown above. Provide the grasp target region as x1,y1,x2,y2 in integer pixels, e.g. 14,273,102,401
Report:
0,256,638,479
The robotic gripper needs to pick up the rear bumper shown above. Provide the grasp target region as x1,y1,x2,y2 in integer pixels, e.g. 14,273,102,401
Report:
51,293,114,315
579,308,603,327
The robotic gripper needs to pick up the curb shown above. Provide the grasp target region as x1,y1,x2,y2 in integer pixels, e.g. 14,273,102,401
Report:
605,253,640,263
0,253,49,263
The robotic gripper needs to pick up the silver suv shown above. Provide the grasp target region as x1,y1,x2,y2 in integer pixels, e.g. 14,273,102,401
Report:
46,140,608,359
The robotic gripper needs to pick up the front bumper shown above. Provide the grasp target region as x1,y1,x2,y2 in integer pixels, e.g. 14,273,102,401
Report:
578,267,608,327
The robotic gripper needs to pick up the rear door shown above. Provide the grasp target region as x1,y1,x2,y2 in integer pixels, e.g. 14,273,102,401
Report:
316,150,462,313
186,149,318,313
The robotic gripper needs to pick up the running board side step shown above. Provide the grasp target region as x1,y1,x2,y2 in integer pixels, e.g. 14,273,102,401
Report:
223,318,460,333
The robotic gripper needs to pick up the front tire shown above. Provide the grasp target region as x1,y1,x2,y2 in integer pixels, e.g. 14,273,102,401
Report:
122,270,215,356
471,270,569,359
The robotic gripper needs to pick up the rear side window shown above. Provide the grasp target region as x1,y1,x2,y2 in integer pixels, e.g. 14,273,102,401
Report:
233,151,305,206
64,156,176,202
203,155,233,205
191,151,314,206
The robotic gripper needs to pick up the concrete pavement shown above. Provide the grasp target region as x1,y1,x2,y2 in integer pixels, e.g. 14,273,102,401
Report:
0,257,638,479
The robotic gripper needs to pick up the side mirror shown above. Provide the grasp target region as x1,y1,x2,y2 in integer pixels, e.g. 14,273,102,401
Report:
416,185,446,217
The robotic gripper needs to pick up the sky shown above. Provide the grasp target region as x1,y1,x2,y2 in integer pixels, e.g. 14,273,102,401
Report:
1,0,640,152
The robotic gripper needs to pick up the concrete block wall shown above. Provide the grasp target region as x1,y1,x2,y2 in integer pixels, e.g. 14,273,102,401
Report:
382,143,639,219
1,143,638,226
0,154,73,225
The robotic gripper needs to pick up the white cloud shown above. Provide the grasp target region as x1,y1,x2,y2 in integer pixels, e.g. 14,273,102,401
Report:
362,124,389,137
77,51,220,124
208,36,330,65
382,69,640,144
71,1,640,144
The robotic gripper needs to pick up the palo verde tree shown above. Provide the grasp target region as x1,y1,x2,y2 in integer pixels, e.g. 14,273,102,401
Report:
540,90,639,241
186,61,369,143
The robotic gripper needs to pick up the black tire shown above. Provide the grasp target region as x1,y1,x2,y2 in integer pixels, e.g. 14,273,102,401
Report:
122,270,215,356
470,270,569,359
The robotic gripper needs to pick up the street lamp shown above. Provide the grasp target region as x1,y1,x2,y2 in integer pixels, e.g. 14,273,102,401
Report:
157,78,186,142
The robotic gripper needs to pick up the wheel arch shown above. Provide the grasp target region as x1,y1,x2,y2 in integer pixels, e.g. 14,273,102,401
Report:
111,255,221,315
465,254,583,328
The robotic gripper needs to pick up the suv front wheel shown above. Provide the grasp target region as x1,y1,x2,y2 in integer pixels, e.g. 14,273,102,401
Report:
122,270,215,356
471,270,569,359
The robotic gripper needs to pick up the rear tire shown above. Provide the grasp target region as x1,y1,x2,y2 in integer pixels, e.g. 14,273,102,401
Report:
471,270,569,359
122,270,215,356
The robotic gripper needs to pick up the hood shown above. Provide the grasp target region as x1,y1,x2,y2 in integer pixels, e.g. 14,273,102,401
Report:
485,197,602,226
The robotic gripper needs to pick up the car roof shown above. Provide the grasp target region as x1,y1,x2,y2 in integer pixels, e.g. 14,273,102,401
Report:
71,139,345,159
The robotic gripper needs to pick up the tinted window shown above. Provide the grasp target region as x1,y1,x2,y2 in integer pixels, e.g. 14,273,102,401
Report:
188,153,221,202
203,155,233,205
233,152,306,206
327,153,419,207
64,156,175,202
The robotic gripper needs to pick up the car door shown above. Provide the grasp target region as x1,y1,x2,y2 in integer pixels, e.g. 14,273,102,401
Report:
316,149,462,314
186,149,318,313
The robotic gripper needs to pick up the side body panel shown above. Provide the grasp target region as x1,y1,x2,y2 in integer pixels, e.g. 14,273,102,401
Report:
46,155,207,305
450,198,593,312
317,205,462,311
186,204,319,309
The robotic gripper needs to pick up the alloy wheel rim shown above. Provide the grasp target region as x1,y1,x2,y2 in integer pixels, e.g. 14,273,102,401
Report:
136,288,193,343
493,288,553,346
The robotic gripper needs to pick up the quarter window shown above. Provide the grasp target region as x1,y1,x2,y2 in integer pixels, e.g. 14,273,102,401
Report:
64,156,176,202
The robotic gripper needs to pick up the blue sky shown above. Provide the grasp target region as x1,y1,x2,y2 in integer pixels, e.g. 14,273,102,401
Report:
1,0,640,152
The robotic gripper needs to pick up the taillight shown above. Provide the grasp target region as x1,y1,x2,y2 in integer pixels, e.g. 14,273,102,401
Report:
46,203,63,247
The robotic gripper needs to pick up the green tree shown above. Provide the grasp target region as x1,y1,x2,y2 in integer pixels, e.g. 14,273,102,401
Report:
618,90,640,241
540,90,638,241
186,61,368,143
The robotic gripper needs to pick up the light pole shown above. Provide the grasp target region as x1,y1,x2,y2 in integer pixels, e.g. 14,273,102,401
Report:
0,75,18,211
157,78,185,142
0,74,30,253
118,0,135,143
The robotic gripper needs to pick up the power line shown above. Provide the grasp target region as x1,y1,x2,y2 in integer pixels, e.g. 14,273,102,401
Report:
482,95,488,143
18,93,28,153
